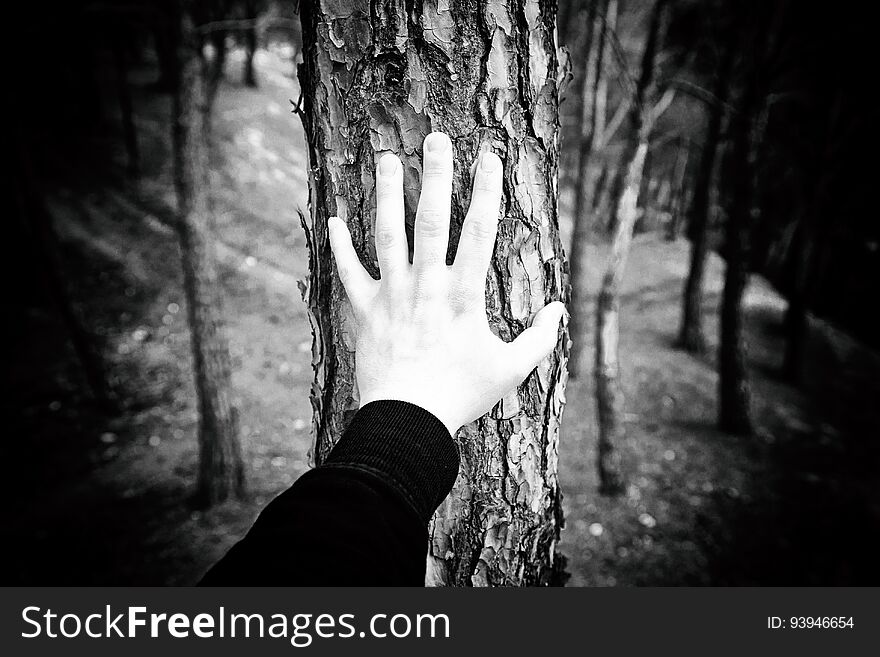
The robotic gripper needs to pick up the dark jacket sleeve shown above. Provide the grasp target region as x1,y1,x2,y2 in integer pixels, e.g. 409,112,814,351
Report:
199,400,459,586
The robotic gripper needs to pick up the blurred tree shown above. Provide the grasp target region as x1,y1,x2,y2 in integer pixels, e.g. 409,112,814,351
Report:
593,0,673,495
677,22,736,354
172,0,245,505
298,0,569,585
782,94,843,383
112,28,140,176
206,1,231,104
716,4,781,435
242,0,261,87
568,0,612,378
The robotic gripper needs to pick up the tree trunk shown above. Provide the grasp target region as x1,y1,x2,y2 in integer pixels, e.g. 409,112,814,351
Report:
593,0,667,495
153,1,178,93
113,33,140,176
568,0,613,378
664,138,690,240
782,218,813,383
172,6,244,506
782,93,841,384
717,101,760,436
207,28,228,106
298,0,569,586
677,34,735,354
243,1,258,88
595,139,648,495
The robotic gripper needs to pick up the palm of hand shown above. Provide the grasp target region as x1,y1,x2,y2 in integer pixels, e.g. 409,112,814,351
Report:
329,132,565,435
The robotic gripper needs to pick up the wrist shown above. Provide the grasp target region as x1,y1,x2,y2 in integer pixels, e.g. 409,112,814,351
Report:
327,400,460,522
359,393,460,436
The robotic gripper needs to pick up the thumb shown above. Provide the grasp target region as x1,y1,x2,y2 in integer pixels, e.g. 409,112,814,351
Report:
507,301,567,380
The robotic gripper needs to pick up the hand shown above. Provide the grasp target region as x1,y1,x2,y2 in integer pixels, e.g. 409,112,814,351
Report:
328,132,566,435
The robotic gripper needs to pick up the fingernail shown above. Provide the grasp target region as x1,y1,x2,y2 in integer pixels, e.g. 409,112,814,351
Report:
480,152,500,172
425,132,450,154
378,153,398,176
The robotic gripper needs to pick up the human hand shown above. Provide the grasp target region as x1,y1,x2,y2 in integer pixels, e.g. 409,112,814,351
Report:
328,132,566,435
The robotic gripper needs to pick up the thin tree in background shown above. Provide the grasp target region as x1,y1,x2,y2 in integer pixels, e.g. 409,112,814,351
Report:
594,0,673,494
782,93,842,383
206,0,229,105
172,1,244,505
112,29,140,176
242,0,259,87
298,0,569,586
677,26,736,354
717,3,781,435
568,0,613,378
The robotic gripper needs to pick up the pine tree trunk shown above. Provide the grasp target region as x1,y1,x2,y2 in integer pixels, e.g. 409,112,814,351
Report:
298,0,569,586
172,6,244,506
678,34,735,354
593,0,667,495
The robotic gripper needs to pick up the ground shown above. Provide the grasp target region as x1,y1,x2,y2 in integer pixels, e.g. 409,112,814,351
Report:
7,47,879,585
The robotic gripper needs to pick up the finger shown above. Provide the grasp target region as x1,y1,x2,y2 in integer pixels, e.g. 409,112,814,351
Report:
506,302,567,381
453,152,503,293
328,216,375,312
374,152,408,280
413,132,453,274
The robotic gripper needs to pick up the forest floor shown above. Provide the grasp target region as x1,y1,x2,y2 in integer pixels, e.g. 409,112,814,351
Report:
7,47,880,585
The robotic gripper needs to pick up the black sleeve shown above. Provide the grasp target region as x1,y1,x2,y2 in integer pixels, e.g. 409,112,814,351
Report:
199,400,459,586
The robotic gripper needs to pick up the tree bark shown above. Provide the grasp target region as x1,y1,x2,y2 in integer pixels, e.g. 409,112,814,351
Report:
172,4,245,506
677,33,735,354
593,0,667,495
298,0,569,586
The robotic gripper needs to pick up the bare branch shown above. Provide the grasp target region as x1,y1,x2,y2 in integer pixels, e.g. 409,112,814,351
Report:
197,16,298,35
650,88,676,125
668,77,735,114
597,98,631,149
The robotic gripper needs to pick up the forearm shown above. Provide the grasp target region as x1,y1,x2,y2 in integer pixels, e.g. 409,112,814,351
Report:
200,401,459,586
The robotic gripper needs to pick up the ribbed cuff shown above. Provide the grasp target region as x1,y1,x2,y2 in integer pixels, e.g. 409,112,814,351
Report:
323,400,460,523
